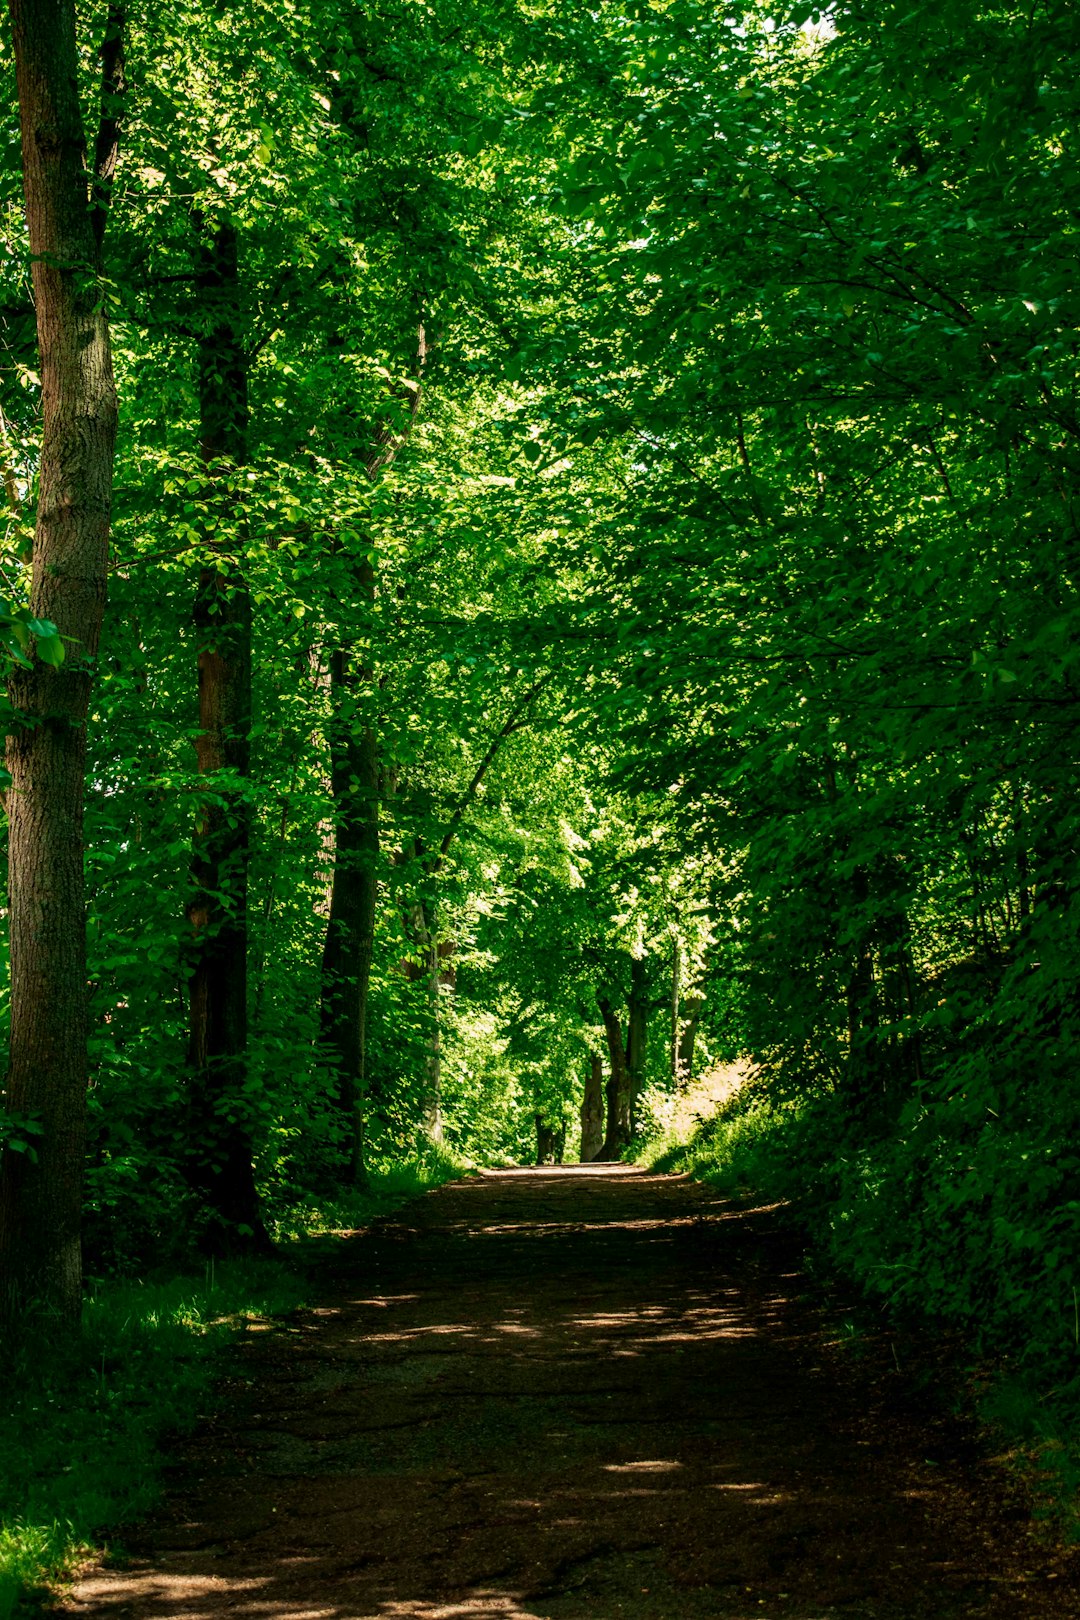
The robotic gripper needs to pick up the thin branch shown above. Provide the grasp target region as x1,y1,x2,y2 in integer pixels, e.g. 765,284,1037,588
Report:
430,674,552,877
364,321,430,480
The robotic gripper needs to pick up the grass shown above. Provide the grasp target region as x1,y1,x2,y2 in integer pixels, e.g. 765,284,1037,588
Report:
0,1260,303,1619
638,1063,778,1195
271,1141,474,1242
0,1148,468,1618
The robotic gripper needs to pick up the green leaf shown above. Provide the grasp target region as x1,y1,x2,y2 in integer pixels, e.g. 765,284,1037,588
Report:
36,634,66,667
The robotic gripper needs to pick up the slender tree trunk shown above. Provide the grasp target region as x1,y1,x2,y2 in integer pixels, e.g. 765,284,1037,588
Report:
423,946,444,1143
670,941,681,1082
1014,784,1031,924
0,0,122,1328
596,997,631,1160
845,864,881,1121
404,899,444,1141
535,1115,560,1164
579,1052,604,1162
677,996,704,1083
878,880,923,1107
320,604,378,1183
626,955,648,1134
393,676,547,1149
185,221,268,1252
319,329,428,1174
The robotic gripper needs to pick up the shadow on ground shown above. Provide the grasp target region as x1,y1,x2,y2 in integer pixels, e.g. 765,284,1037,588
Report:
67,1167,1080,1620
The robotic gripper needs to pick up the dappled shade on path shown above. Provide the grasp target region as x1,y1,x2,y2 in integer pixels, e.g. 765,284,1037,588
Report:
68,1168,1079,1619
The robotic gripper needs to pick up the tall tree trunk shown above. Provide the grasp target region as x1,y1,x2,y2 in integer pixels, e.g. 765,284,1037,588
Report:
185,221,268,1252
392,677,548,1149
845,864,881,1121
677,996,704,1083
535,1115,560,1164
319,329,428,1176
0,0,122,1329
626,955,648,1134
596,997,631,1160
670,940,681,1082
424,934,446,1144
878,887,923,1108
579,1052,604,1162
320,583,378,1184
403,899,444,1142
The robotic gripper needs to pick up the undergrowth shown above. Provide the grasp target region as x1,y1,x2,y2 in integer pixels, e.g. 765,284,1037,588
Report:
270,1141,473,1241
0,1150,467,1618
641,1076,1080,1534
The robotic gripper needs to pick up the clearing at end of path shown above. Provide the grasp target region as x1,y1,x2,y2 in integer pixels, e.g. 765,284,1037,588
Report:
68,1167,1080,1620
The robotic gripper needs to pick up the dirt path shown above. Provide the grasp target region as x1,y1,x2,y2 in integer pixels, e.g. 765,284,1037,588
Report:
69,1167,1079,1620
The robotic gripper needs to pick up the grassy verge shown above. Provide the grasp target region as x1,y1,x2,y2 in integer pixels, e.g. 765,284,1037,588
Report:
271,1142,473,1242
0,1260,303,1620
0,1148,469,1618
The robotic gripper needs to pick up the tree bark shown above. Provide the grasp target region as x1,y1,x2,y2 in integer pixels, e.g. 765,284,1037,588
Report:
403,899,444,1142
670,940,681,1082
596,997,631,1160
535,1115,561,1164
579,1051,604,1162
423,937,445,1143
319,330,428,1175
0,0,122,1328
878,887,923,1107
320,680,378,1184
845,864,882,1121
185,220,268,1253
676,996,704,1083
626,955,648,1134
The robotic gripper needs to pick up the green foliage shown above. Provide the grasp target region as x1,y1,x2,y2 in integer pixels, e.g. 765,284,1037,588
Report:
271,1144,473,1239
0,1113,43,1163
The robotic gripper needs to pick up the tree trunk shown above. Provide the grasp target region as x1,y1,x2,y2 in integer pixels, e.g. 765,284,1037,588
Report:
596,997,631,1160
845,864,881,1122
878,891,923,1108
0,0,121,1328
320,632,378,1185
535,1115,559,1164
319,328,428,1174
676,996,704,1083
185,221,268,1253
579,1052,604,1162
404,900,444,1142
670,940,681,1081
424,936,445,1143
626,955,648,1134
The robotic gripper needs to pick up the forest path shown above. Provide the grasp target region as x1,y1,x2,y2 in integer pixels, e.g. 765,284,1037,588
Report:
68,1167,1079,1620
